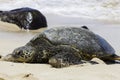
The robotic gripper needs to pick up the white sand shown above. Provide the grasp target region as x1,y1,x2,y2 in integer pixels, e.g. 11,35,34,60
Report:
0,17,120,80
0,61,120,80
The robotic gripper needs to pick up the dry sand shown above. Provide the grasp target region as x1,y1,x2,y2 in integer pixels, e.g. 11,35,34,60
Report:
0,61,120,80
0,18,120,80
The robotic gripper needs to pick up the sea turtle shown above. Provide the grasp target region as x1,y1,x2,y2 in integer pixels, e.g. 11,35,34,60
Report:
3,27,120,68
0,7,47,30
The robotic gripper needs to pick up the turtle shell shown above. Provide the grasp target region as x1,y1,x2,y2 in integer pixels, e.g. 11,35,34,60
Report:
31,27,115,58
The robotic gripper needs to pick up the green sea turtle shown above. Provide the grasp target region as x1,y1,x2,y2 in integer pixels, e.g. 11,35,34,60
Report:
0,7,47,30
3,27,120,68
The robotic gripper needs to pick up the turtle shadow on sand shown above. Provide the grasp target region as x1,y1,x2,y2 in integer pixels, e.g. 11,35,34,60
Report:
2,26,120,68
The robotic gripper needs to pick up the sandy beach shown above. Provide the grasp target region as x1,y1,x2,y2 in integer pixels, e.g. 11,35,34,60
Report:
0,14,120,80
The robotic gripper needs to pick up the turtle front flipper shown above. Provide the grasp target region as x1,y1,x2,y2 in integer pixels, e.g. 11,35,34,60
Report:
48,45,82,68
49,57,70,68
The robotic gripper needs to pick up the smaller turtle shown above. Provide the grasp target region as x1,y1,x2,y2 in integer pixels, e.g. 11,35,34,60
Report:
3,27,120,68
0,7,47,30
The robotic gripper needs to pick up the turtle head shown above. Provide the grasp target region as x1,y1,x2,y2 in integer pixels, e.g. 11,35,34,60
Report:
4,46,35,62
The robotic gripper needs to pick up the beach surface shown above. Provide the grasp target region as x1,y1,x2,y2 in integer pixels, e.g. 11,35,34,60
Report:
0,15,120,80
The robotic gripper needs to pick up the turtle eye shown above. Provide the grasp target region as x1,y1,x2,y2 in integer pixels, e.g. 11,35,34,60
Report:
17,50,23,56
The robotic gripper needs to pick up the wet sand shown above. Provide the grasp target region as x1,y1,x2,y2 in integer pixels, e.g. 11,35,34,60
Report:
0,15,120,80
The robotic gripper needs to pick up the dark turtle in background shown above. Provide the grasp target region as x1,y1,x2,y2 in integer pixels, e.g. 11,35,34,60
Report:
3,27,120,68
0,7,47,30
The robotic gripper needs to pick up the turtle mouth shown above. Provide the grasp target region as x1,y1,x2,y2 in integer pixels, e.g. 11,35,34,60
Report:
3,53,27,62
3,54,16,62
3,53,26,62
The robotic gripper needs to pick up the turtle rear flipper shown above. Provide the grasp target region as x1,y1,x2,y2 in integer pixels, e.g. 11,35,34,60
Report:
102,54,120,64
109,54,120,61
112,55,120,63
